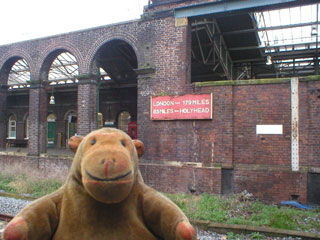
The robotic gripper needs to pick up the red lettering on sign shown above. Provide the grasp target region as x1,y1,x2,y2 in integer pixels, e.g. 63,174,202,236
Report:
150,94,213,120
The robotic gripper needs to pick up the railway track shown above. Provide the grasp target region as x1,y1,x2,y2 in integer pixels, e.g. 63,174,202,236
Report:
0,214,13,239
0,214,13,222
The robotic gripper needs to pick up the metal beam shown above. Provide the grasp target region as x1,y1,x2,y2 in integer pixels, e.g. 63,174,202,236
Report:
233,50,319,63
229,41,319,51
222,21,320,36
174,0,315,19
233,58,264,63
210,20,233,79
192,19,233,79
269,49,320,59
255,70,315,77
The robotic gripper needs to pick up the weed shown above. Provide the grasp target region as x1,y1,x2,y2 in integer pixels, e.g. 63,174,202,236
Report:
226,232,245,239
0,175,17,194
228,216,246,225
250,232,264,240
268,210,299,230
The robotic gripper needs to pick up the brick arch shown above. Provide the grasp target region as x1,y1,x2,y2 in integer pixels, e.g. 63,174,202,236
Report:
64,109,77,121
7,112,17,120
23,112,29,122
0,49,35,85
84,32,144,74
37,42,85,80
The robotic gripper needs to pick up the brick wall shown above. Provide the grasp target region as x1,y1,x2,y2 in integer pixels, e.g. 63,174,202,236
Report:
233,83,291,166
140,163,221,194
189,79,319,203
234,166,308,203
77,81,98,136
0,154,72,173
138,16,192,162
300,80,320,168
28,84,46,155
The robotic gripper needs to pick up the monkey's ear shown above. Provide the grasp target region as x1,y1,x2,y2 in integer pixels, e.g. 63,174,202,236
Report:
133,140,144,158
68,136,84,153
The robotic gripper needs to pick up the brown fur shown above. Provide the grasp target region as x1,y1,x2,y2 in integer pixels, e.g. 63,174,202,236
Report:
4,128,197,240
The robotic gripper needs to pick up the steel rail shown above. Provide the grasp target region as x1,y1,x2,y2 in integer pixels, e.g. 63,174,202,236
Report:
0,214,13,222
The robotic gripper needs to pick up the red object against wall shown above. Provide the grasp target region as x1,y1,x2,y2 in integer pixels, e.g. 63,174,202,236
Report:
128,122,138,139
150,94,213,120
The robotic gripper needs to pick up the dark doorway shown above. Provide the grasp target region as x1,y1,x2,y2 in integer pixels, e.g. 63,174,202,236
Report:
307,173,320,205
221,169,234,195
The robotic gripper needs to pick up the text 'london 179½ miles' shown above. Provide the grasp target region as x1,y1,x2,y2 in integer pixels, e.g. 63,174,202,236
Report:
150,94,213,120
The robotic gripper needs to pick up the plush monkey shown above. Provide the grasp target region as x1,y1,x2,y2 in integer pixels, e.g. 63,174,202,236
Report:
4,128,197,240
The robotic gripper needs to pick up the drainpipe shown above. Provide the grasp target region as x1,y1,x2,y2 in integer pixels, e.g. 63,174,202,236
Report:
96,74,101,128
291,77,299,171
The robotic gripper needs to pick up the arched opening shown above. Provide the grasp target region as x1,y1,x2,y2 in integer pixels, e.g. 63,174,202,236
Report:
94,40,138,136
41,51,79,150
48,51,79,83
96,40,137,83
0,58,30,151
8,59,31,88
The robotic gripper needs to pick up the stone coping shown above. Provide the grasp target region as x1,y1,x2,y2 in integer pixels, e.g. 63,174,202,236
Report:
195,75,320,87
193,220,320,239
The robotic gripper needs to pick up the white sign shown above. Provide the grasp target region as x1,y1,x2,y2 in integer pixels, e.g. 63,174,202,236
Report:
256,125,283,135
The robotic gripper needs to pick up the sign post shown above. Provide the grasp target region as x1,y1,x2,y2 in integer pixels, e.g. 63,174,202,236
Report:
150,93,213,120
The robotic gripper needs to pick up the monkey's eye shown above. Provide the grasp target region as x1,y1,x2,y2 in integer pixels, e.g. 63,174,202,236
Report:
121,140,126,147
91,139,96,145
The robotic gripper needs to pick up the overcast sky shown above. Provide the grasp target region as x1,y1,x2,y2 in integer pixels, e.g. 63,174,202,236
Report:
0,0,149,46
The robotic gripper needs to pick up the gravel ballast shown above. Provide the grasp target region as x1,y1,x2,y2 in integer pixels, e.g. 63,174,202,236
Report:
0,196,31,216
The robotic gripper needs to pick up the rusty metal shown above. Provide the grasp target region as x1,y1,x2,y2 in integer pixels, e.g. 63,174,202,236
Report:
0,214,13,222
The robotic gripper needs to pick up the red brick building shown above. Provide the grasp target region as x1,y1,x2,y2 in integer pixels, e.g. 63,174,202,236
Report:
0,0,319,204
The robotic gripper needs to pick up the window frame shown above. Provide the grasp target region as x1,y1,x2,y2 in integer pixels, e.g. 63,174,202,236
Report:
7,116,17,139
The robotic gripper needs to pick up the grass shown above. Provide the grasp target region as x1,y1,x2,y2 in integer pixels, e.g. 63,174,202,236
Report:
0,162,67,198
0,163,319,234
225,232,265,240
165,193,320,234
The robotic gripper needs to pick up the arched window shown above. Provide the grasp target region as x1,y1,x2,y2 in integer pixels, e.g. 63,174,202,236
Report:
8,59,30,88
118,111,131,134
48,52,79,84
47,113,56,122
8,115,17,139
